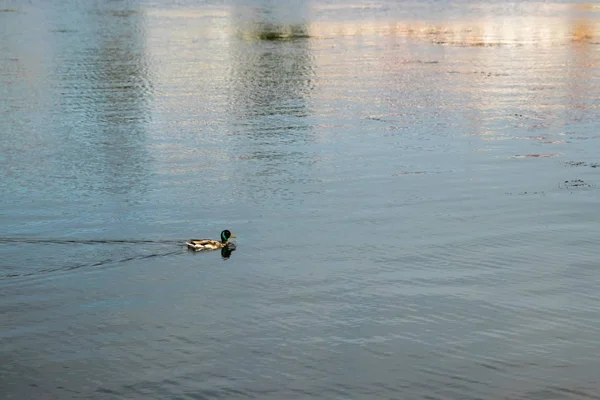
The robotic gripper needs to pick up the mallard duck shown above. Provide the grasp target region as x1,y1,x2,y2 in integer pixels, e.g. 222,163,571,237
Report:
186,230,236,251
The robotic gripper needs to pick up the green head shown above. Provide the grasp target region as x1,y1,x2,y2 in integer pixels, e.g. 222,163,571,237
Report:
220,230,236,243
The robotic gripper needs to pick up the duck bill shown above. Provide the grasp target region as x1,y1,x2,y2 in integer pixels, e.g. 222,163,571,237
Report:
230,235,236,238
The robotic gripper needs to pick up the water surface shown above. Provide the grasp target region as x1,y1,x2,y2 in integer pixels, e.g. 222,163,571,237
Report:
2,1,600,399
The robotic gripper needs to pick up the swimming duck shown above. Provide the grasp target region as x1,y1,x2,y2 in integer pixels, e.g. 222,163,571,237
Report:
186,230,236,251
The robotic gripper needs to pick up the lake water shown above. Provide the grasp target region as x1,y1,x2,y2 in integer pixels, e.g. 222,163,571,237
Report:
2,0,600,398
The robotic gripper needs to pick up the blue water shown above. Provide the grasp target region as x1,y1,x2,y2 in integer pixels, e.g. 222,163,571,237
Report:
2,1,600,398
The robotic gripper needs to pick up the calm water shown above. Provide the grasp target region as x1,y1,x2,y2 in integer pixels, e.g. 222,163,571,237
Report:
2,0,600,398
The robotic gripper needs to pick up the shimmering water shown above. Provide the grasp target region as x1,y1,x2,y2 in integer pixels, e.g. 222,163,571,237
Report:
2,0,600,398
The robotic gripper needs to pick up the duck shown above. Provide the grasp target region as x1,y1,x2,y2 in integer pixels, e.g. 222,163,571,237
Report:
186,230,236,251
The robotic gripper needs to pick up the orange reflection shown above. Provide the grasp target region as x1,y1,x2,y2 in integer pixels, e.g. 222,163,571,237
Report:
302,3,599,48
306,16,599,47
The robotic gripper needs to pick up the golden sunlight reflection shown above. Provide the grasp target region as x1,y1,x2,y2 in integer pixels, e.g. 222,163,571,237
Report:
306,17,597,47
143,2,598,47
143,1,599,160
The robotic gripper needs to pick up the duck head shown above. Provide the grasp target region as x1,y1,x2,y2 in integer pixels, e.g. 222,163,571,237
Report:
220,230,236,243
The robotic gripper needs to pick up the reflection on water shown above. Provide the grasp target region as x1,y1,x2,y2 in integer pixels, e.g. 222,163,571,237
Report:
229,2,314,120
231,0,310,40
228,39,314,120
307,2,600,48
226,1,317,203
1,1,154,226
2,1,600,400
55,5,153,198
221,242,236,259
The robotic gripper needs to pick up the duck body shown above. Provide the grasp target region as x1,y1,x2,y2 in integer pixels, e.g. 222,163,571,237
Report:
186,239,227,251
186,230,236,251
